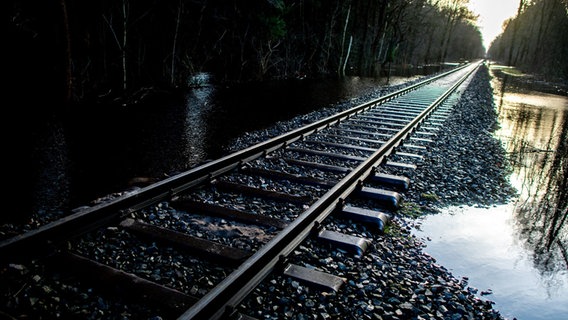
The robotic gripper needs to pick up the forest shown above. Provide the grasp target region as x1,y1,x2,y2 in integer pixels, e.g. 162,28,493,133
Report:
487,0,568,80
8,0,566,108
7,0,486,107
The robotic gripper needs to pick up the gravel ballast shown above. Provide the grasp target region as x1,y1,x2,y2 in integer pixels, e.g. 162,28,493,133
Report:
0,64,518,319
232,64,517,320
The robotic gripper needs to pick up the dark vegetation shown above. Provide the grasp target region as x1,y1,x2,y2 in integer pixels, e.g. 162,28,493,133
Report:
8,0,567,108
8,0,485,107
487,0,568,80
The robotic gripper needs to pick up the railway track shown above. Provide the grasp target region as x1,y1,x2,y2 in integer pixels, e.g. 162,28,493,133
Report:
1,61,482,319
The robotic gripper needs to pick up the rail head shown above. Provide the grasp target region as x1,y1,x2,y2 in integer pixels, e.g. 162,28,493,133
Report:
0,63,473,259
177,61,482,320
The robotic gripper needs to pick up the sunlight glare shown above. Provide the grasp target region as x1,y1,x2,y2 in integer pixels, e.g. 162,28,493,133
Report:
467,0,520,50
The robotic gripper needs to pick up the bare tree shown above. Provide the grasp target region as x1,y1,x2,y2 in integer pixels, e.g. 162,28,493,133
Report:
507,0,526,66
103,0,129,92
438,0,475,63
337,1,352,76
171,0,183,86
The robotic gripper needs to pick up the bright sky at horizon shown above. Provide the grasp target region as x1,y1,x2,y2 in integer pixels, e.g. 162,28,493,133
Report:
467,0,520,50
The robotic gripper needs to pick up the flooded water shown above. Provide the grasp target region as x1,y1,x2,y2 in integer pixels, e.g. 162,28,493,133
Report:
413,66,568,319
9,72,427,223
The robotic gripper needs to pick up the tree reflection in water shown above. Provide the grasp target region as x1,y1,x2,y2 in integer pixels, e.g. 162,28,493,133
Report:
492,67,568,280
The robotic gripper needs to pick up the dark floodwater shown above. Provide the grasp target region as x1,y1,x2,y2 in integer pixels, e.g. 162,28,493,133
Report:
10,72,428,222
413,65,568,320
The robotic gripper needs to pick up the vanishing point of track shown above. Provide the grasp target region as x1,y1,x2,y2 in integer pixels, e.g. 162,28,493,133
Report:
1,61,482,319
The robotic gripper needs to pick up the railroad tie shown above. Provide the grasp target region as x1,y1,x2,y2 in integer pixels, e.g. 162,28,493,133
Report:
394,151,424,161
316,229,371,257
119,218,251,264
286,146,367,162
402,143,427,151
212,180,311,204
355,186,401,209
303,139,378,153
171,200,289,229
53,251,198,313
282,264,346,292
369,173,410,191
409,136,434,143
385,161,418,171
239,166,336,189
338,205,391,233
283,158,352,174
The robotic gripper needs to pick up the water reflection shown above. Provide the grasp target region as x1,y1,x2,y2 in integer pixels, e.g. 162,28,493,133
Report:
413,66,568,319
492,68,568,275
183,74,215,167
30,117,72,216
414,205,568,320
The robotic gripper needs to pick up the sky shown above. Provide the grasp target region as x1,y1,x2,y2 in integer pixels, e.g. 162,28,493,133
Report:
467,0,520,50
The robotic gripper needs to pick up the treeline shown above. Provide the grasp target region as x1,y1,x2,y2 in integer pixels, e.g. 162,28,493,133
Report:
8,0,484,106
487,0,568,79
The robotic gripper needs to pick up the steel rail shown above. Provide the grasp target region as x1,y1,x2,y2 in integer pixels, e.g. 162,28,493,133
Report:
0,64,470,259
178,61,482,319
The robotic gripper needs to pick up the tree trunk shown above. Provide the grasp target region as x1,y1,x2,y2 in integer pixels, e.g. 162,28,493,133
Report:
507,0,525,66
342,36,353,76
369,0,388,76
338,2,351,76
171,0,183,86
